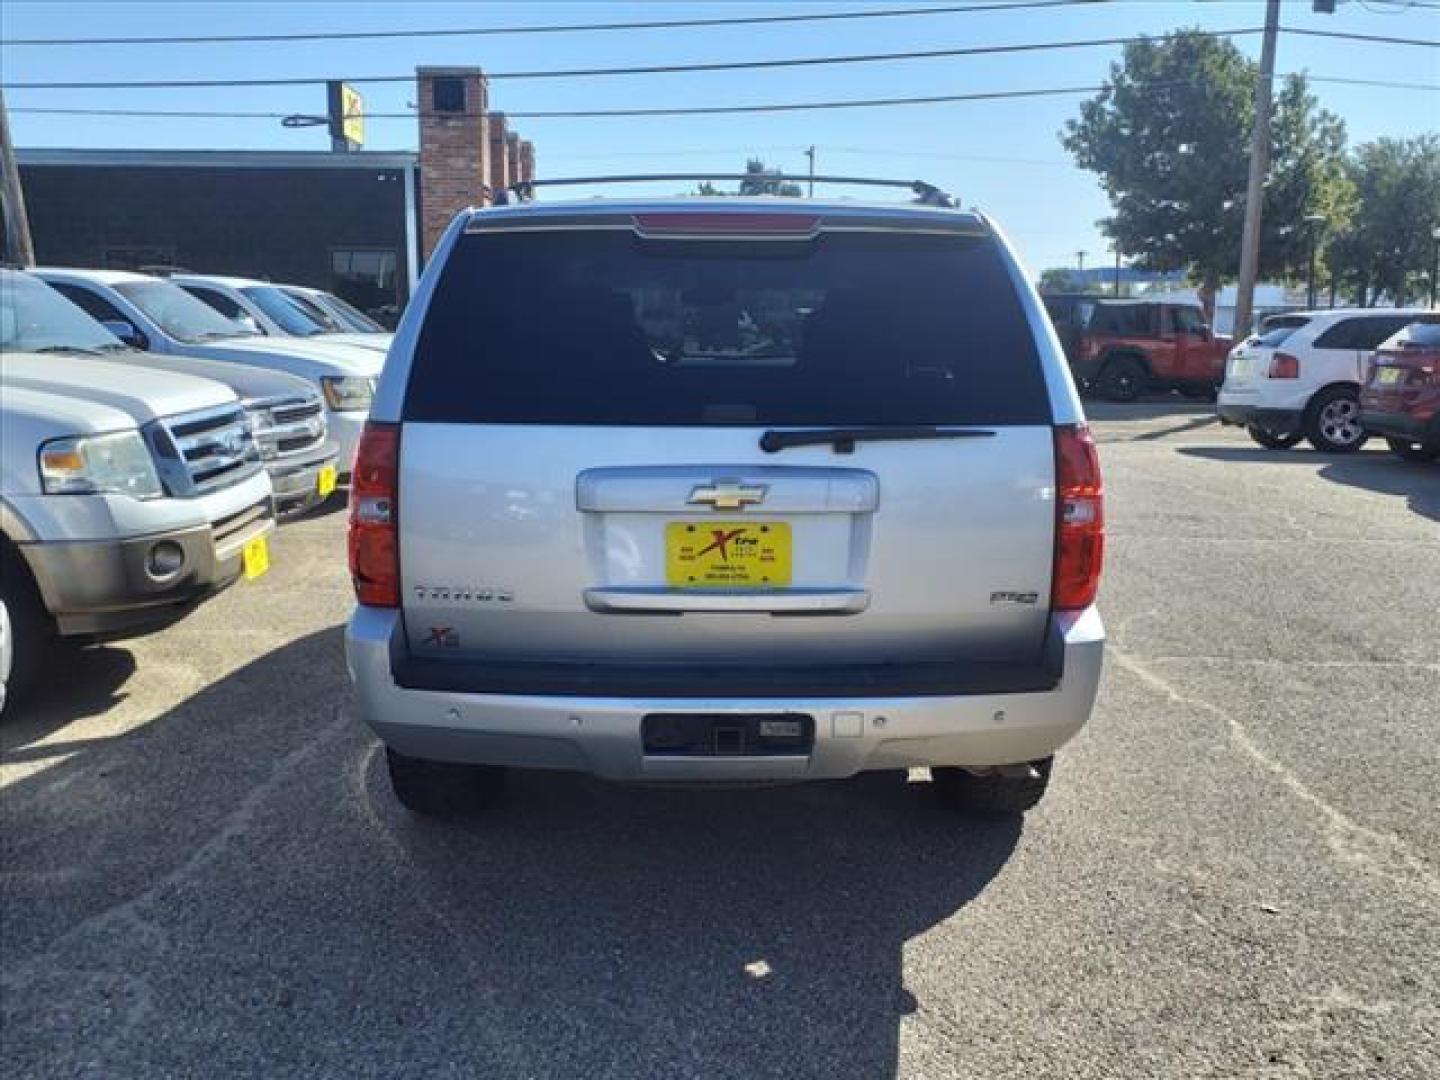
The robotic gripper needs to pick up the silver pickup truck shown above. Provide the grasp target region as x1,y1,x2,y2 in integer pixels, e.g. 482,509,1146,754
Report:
6,268,338,515
0,341,275,709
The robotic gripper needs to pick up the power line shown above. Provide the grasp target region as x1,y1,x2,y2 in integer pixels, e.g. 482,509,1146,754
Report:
0,0,1105,48
1279,26,1438,48
0,29,1264,92
11,73,1432,124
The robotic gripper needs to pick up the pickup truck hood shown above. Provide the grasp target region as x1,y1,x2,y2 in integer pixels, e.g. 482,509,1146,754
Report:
314,332,393,355
0,381,139,438
1,352,238,422
86,348,319,406
185,336,385,380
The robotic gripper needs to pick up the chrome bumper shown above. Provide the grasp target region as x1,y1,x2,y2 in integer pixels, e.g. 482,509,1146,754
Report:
267,441,340,512
345,606,1105,781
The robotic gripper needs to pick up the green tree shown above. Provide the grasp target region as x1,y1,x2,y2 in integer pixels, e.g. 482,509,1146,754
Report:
694,159,803,197
1061,31,1349,315
1038,267,1079,292
1328,135,1440,306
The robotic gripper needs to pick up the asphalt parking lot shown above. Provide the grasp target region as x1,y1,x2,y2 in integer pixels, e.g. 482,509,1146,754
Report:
2,402,1437,1080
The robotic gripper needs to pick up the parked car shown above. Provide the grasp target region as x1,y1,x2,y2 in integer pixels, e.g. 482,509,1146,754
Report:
1361,319,1440,463
34,269,382,472
6,269,337,515
1217,308,1426,452
278,284,391,336
171,274,391,355
346,193,1106,819
0,344,275,708
1042,297,1229,402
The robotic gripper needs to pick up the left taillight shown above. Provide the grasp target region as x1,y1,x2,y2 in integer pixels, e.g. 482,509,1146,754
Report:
348,421,399,607
1052,424,1105,612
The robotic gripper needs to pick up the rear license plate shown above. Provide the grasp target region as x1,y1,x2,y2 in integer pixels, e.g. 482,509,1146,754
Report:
316,463,338,498
1375,367,1405,386
665,520,791,587
242,535,270,580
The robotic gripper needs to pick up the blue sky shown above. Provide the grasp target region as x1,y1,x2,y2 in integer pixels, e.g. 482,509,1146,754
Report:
2,1,1436,273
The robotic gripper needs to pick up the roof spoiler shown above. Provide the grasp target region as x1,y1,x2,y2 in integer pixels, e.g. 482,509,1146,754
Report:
491,174,957,209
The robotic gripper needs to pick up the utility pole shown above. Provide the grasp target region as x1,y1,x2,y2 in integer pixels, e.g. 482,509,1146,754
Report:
1233,0,1282,341
1113,247,1123,297
1076,250,1087,273
804,146,815,198
0,88,36,267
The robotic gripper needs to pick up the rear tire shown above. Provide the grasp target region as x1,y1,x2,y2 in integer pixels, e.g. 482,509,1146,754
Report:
1385,437,1439,463
385,747,506,817
0,541,53,712
1246,424,1304,450
932,757,1054,818
1097,358,1146,403
1304,387,1368,454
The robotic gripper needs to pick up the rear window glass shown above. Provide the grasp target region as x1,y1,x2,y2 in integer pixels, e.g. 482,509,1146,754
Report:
1313,316,1414,351
405,230,1050,426
1255,321,1306,348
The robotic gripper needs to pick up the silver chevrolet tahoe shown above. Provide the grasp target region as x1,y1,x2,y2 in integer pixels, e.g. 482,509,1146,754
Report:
1,331,275,709
345,185,1106,819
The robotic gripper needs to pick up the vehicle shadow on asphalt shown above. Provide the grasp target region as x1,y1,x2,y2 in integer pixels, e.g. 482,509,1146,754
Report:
1,645,138,756
1083,397,1217,422
1,627,1023,1078
1178,446,1440,523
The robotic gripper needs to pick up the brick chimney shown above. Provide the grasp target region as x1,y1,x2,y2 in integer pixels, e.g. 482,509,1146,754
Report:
416,66,490,259
487,112,511,194
517,140,537,184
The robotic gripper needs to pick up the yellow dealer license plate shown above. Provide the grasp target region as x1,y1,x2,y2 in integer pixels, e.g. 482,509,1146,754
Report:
316,463,338,499
665,521,791,588
242,535,270,581
1376,367,1404,386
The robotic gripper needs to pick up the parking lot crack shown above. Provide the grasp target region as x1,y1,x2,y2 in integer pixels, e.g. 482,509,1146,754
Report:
1110,649,1440,904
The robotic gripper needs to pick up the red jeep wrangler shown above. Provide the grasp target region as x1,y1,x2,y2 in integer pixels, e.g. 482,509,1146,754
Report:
1043,296,1231,402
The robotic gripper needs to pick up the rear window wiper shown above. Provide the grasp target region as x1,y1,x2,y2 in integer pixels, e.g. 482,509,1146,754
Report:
759,426,997,454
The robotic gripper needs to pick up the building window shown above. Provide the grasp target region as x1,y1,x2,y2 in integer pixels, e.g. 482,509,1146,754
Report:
331,248,399,327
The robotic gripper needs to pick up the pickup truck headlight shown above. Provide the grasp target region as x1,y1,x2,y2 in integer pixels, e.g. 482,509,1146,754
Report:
39,431,164,499
320,376,375,412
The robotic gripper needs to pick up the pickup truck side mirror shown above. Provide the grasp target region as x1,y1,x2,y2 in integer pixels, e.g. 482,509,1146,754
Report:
101,319,147,350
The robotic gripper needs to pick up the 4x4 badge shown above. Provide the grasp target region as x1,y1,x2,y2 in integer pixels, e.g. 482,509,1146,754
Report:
688,481,767,511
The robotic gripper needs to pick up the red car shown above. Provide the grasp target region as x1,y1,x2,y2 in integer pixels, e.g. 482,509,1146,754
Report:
1361,320,1440,463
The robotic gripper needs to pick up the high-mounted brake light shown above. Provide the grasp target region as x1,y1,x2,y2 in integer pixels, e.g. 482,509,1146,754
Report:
1269,352,1300,379
1053,424,1104,612
348,421,400,608
633,212,821,238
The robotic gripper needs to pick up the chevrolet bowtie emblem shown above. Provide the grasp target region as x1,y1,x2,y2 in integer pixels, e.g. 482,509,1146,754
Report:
687,481,767,511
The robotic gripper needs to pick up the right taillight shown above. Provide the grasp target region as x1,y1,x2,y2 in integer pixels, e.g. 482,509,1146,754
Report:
348,421,400,607
1268,352,1300,379
1053,424,1104,612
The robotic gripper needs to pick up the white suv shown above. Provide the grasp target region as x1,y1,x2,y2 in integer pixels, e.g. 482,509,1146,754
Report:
1218,308,1426,452
345,186,1106,820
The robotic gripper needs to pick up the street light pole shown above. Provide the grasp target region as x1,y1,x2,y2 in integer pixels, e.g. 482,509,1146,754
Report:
1304,213,1325,310
1432,226,1440,309
804,146,815,198
1233,0,1282,340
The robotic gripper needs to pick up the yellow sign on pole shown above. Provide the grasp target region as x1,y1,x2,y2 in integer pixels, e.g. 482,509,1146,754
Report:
327,81,364,151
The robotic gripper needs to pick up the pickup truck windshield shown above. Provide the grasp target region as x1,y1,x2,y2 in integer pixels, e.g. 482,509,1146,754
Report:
0,271,127,354
114,280,253,344
407,230,1049,426
241,286,328,337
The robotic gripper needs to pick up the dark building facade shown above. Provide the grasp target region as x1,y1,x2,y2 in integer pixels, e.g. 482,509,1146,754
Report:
16,67,539,325
17,149,420,324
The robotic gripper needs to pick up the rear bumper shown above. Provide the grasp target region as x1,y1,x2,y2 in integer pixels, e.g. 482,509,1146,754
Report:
1360,409,1437,446
1216,401,1303,430
345,606,1105,781
20,498,275,639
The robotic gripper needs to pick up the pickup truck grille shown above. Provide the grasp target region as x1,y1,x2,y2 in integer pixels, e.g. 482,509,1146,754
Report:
150,403,262,497
248,395,328,461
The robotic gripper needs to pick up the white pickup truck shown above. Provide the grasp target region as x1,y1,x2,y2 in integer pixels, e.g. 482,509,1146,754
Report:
0,342,275,710
35,268,383,472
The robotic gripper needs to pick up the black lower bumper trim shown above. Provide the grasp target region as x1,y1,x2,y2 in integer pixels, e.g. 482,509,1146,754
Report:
393,623,1064,699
